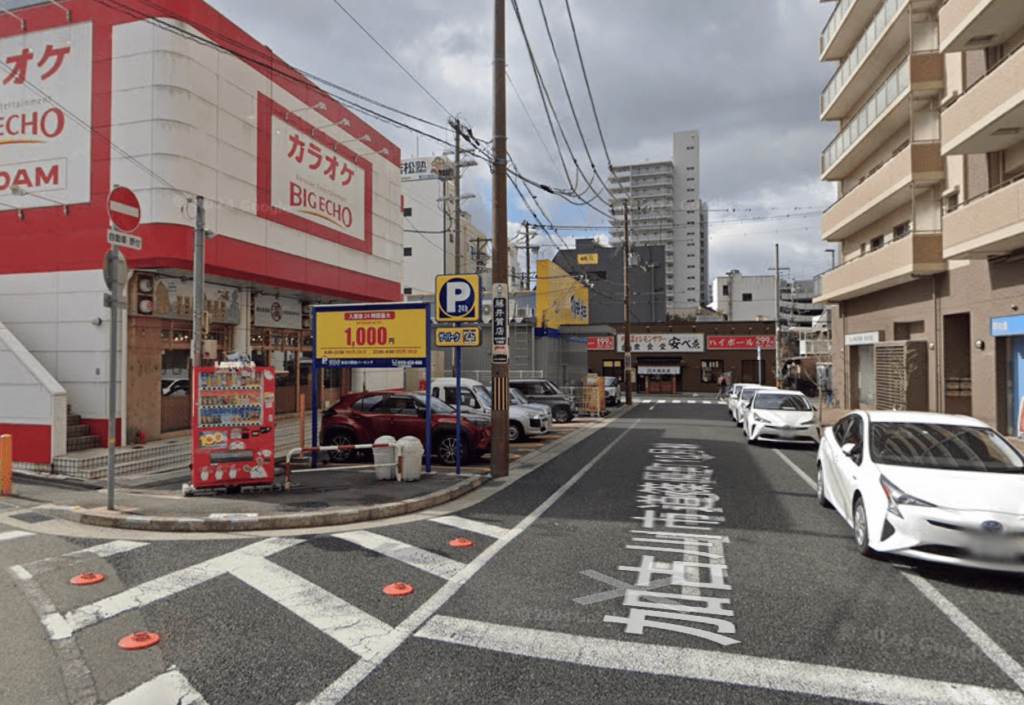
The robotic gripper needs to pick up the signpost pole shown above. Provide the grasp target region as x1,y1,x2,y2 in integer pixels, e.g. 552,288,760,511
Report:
106,244,120,511
455,346,462,474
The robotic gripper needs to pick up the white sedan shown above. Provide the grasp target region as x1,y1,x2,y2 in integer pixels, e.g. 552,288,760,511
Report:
743,390,820,445
733,384,769,426
816,410,1024,571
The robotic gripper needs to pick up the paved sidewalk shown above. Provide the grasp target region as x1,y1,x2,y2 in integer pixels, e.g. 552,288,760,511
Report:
3,409,624,532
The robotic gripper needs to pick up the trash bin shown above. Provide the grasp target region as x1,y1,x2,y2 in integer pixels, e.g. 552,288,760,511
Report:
396,436,424,482
372,436,397,480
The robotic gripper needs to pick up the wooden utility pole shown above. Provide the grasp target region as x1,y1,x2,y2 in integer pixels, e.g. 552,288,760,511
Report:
623,204,633,405
490,0,509,477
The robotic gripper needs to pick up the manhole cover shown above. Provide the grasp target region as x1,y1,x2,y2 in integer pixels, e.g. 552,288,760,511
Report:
9,512,54,524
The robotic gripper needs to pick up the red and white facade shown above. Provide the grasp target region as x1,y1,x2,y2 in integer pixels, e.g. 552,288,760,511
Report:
0,0,403,465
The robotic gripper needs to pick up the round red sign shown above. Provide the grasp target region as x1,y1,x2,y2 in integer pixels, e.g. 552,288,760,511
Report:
107,186,141,233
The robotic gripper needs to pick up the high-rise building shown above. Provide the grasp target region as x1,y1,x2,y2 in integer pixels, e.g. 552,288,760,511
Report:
817,0,1024,434
609,130,708,317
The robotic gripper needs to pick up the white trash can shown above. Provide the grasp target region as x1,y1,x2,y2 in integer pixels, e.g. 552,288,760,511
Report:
372,435,397,480
396,436,424,482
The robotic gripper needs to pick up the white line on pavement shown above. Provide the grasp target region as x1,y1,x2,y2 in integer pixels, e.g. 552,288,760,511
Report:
305,419,643,705
416,616,1024,705
428,515,508,539
107,667,208,705
334,530,465,580
901,571,1024,692
61,538,303,635
774,447,1024,696
0,530,32,542
232,558,395,664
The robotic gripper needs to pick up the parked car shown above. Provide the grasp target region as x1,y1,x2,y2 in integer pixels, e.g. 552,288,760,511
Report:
726,383,750,419
161,378,190,396
817,410,1024,570
320,391,491,466
509,379,577,423
603,376,621,407
734,384,769,426
430,377,548,442
743,389,820,445
506,386,554,433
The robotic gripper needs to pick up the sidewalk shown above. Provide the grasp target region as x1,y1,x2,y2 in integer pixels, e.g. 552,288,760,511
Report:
3,409,626,533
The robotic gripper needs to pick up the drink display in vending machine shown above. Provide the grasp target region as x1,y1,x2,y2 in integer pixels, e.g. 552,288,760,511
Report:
190,364,276,490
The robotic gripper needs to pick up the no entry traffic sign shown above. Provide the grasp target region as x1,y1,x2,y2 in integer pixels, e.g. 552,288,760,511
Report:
107,186,141,233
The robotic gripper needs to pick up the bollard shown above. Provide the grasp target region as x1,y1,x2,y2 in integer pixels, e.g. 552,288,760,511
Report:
1,434,12,495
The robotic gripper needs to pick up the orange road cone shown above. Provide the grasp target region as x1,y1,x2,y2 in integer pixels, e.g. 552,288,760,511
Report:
383,582,414,596
70,572,105,586
118,632,160,650
449,538,474,548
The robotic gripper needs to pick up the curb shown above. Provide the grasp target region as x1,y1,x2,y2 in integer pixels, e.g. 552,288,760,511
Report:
38,474,490,532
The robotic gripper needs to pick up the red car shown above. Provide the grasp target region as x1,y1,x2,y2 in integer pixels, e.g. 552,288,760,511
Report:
320,391,491,466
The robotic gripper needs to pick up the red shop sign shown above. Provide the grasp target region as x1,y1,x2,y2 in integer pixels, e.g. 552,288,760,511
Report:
707,335,775,350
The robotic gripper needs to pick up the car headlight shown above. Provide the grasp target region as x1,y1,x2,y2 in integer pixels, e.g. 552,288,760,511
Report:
530,413,542,421
880,475,935,518
751,412,766,423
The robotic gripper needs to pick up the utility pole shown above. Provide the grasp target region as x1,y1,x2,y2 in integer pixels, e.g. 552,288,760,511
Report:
522,221,531,290
471,237,489,274
490,0,509,478
451,117,462,274
623,204,632,405
190,195,206,369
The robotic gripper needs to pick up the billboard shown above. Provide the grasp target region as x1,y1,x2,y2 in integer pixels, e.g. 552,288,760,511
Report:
257,93,373,253
313,303,428,368
0,22,92,209
536,259,589,329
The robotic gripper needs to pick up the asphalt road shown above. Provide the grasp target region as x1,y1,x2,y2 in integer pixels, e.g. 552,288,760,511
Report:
4,398,1024,704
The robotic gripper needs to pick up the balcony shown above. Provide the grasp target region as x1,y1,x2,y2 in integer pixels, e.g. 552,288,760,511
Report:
822,142,943,241
942,43,1024,156
939,0,1024,53
816,233,945,302
822,54,942,181
821,0,911,120
943,175,1024,259
821,0,887,61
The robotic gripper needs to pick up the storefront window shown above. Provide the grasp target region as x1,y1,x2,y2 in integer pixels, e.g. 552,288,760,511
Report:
701,359,723,384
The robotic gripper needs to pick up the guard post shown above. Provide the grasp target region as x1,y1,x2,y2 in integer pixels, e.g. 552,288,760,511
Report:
1,434,12,495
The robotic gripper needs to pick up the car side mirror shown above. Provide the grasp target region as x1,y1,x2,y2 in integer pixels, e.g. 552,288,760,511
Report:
417,407,427,418
840,442,858,457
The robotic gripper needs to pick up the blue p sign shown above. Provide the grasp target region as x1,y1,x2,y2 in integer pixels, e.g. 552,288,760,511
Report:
435,275,480,322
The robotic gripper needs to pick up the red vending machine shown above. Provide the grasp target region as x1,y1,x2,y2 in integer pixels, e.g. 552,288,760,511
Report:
190,364,276,490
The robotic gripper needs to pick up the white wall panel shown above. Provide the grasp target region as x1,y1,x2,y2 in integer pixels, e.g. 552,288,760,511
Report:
63,381,114,419
217,78,256,127
57,269,106,294
57,351,111,383
112,50,154,92
7,322,57,351
0,272,57,295
151,154,217,203
56,322,108,353
111,20,153,59
110,86,155,125
0,293,58,323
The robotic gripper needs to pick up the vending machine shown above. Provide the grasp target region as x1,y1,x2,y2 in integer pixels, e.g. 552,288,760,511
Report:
190,364,276,490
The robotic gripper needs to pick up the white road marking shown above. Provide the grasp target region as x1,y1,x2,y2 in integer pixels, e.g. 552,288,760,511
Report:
24,540,148,576
334,530,464,580
672,400,681,404
61,538,303,635
305,420,643,704
773,448,815,489
429,515,508,539
0,529,32,542
107,667,208,705
416,616,1024,705
232,558,395,664
902,571,1024,692
776,447,1024,695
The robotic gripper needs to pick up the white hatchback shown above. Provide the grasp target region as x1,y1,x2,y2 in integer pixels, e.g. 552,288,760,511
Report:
816,410,1024,572
743,389,820,445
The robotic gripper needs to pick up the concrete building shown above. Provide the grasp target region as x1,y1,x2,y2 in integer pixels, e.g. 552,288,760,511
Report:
817,0,1024,437
609,130,709,317
710,271,776,321
0,0,405,466
551,238,667,326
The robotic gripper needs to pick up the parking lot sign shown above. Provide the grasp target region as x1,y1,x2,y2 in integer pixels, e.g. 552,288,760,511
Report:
435,274,480,322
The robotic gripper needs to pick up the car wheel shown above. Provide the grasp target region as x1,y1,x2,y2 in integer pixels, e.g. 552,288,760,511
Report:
553,406,571,423
509,422,523,443
326,429,357,463
853,497,872,556
816,464,832,508
435,433,469,466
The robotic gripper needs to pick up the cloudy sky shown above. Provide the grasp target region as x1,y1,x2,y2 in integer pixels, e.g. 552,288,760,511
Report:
204,0,839,286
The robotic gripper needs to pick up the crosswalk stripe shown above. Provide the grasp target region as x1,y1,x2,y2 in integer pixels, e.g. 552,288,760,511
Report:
416,616,1024,705
0,530,32,542
233,558,395,664
337,530,465,580
429,515,509,539
107,667,208,705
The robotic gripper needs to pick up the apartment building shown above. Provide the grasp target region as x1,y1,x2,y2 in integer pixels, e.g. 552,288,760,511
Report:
817,0,1024,437
609,130,709,317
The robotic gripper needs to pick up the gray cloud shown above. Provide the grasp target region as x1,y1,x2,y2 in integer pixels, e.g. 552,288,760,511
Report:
204,0,838,287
